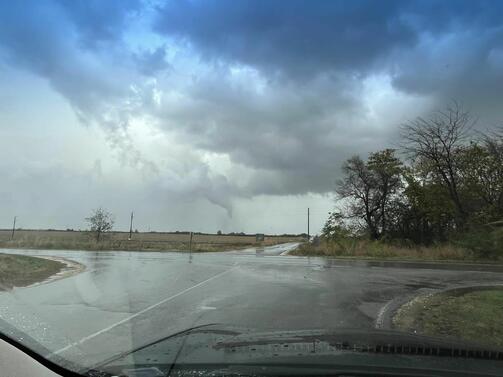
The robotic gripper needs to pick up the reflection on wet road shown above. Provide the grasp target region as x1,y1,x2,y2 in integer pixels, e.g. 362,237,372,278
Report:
1,243,503,369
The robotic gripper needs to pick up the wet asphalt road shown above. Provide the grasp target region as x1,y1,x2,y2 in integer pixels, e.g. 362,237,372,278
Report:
1,243,503,369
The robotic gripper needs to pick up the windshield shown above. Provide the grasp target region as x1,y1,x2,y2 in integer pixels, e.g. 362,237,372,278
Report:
1,1,503,376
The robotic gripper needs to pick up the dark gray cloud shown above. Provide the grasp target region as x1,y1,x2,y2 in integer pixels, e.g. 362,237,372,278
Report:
390,29,503,125
155,0,416,80
154,0,503,109
134,46,170,76
0,0,164,176
150,0,503,179
55,0,141,48
154,1,503,79
2,0,503,228
0,1,127,115
154,70,383,195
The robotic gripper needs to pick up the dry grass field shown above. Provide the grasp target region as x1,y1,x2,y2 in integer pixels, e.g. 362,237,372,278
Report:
0,229,303,252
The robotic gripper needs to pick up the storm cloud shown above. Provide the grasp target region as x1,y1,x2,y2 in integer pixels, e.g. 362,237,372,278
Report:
1,0,502,232
154,0,415,79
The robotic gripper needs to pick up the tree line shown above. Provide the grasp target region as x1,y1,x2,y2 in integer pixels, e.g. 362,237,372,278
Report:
324,102,503,255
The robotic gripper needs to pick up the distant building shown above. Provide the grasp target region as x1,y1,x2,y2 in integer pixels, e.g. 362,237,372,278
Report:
255,233,265,242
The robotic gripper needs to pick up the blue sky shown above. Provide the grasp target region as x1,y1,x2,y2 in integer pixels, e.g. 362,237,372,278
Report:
1,0,502,234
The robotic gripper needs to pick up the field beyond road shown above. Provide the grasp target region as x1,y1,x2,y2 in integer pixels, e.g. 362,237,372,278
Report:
0,229,304,252
0,253,64,290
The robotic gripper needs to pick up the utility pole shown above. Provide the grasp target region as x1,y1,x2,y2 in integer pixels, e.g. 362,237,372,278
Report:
307,208,310,241
11,216,16,240
128,211,134,240
188,232,194,264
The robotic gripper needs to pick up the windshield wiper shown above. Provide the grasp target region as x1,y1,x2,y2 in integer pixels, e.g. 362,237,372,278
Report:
90,323,220,372
87,327,503,377
213,329,503,361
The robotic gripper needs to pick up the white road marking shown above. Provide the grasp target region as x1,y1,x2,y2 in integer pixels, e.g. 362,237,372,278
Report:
52,266,236,355
199,306,217,310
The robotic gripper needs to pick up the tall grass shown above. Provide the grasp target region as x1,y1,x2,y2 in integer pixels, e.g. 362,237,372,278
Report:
290,238,487,261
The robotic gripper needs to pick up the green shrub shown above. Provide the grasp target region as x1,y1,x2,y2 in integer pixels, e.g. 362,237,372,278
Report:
456,227,503,259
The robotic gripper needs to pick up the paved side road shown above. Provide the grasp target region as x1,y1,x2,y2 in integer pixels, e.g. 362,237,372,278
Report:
1,244,503,369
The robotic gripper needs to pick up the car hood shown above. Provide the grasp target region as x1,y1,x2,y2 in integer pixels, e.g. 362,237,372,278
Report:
93,325,503,377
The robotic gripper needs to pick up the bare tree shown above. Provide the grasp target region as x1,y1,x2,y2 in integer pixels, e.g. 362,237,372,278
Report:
86,207,114,242
401,102,475,226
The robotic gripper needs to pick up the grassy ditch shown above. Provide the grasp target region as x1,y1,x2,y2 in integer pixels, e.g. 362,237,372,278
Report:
290,239,500,262
0,253,64,290
393,289,503,348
